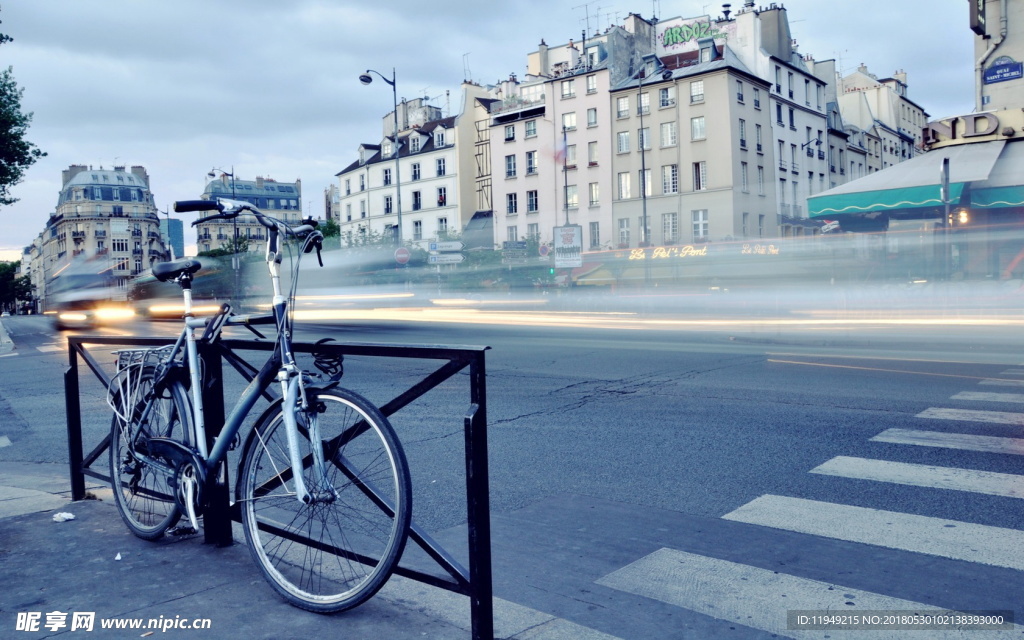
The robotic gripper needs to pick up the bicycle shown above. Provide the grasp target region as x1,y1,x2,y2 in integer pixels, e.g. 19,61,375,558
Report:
105,197,412,613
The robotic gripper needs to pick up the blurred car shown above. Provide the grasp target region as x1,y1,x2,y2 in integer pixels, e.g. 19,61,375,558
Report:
47,255,135,330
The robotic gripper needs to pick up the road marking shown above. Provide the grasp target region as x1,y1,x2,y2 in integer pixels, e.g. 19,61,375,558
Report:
980,378,1024,387
952,391,1024,403
0,352,16,358
811,456,1024,499
723,495,1024,571
597,547,1015,639
0,435,10,448
35,344,64,353
916,407,1024,425
871,428,1024,456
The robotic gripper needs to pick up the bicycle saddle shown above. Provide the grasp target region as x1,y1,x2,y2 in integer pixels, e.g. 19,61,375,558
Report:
152,259,202,282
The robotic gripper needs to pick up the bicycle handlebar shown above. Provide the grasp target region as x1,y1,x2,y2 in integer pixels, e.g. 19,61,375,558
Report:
174,200,221,213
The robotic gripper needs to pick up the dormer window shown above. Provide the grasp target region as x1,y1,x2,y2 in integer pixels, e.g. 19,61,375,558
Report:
383,141,393,157
410,136,421,153
435,129,446,147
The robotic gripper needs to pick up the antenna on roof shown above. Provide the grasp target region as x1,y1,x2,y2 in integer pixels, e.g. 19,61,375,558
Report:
463,52,472,82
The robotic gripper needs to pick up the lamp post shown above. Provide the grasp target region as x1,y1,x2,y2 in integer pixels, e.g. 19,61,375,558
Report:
633,56,672,287
359,68,403,246
208,167,239,302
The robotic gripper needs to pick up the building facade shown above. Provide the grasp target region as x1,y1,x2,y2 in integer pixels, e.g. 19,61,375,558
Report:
195,175,302,255
27,164,167,310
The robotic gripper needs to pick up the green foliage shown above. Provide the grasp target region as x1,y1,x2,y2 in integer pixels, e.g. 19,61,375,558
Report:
0,12,46,207
198,235,249,258
0,260,31,310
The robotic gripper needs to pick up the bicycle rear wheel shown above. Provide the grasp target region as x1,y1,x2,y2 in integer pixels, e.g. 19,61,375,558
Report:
109,370,192,540
239,387,412,613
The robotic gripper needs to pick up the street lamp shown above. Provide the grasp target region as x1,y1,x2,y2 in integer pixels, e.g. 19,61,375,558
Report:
208,167,240,301
359,68,403,246
633,56,673,286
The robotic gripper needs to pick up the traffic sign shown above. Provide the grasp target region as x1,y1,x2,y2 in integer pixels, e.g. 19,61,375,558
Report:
429,241,464,252
428,253,465,264
394,247,411,264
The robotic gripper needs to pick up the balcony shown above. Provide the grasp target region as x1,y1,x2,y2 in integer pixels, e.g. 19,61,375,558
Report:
94,230,106,238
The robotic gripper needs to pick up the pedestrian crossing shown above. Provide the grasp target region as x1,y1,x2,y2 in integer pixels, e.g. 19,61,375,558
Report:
593,359,1024,638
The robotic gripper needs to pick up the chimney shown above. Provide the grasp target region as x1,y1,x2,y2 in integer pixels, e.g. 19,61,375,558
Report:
256,176,265,189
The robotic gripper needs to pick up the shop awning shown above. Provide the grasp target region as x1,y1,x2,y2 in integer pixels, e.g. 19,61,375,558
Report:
969,140,1024,209
808,140,1006,218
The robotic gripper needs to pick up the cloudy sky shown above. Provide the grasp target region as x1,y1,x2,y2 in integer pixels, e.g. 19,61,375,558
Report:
1,0,973,260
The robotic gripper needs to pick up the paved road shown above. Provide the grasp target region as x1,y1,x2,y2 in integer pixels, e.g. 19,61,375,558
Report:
1,313,1023,638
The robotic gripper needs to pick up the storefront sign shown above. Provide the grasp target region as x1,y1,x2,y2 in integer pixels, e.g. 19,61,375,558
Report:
741,244,780,255
628,245,708,260
984,56,1023,84
922,109,1024,149
971,0,987,36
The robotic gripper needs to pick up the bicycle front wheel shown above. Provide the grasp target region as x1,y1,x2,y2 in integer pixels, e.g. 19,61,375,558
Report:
239,387,412,613
109,372,192,540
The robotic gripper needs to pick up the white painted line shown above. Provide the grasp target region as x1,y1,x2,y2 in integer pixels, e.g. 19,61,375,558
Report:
871,428,1024,456
952,391,1024,403
980,378,1024,387
0,352,17,358
999,369,1024,376
811,456,1024,499
597,547,1015,639
0,435,10,448
916,407,1024,426
35,344,64,353
723,495,1024,571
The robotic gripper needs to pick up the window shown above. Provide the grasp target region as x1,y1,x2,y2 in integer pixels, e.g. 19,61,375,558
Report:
525,120,537,138
565,144,577,168
617,172,631,199
639,127,650,151
741,162,749,192
437,187,447,207
662,164,678,194
411,163,421,180
526,151,538,175
589,221,600,248
383,168,392,185
384,195,393,214
587,107,598,127
565,184,578,208
756,124,763,152
617,131,630,154
692,209,708,240
435,129,446,147
736,79,744,102
691,116,706,141
662,212,678,243
661,121,677,147
640,169,651,198
693,161,707,191
359,174,365,191
776,103,784,125
637,92,650,115
413,220,423,240
527,190,539,212
616,96,629,118
758,166,765,194
562,112,577,131
589,182,599,206
437,217,448,236
588,141,598,166
618,218,630,246
360,200,366,218
436,158,446,176
505,124,515,141
527,222,539,238
753,87,761,108
659,86,675,107
506,192,518,214
412,191,422,210
505,155,517,178
788,107,795,129
586,74,598,94
383,141,393,157
507,225,518,242
410,136,421,153
690,80,704,103
561,79,575,98
739,119,747,147
742,212,749,237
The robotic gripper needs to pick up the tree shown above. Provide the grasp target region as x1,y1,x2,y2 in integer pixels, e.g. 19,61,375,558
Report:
0,10,46,207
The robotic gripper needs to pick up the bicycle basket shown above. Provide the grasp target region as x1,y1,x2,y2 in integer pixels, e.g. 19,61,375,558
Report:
107,345,176,423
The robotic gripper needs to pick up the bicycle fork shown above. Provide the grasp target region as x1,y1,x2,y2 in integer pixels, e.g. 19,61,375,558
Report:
278,365,336,505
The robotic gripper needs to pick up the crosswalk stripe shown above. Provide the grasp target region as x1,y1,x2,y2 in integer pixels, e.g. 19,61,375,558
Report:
597,547,1015,639
35,344,64,353
952,391,1024,403
916,407,1024,425
871,428,1024,456
980,378,1024,387
722,495,1024,571
999,369,1024,376
811,456,1024,499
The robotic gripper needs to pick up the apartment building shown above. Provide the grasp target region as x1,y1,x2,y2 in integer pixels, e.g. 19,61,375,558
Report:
195,175,302,255
26,164,167,310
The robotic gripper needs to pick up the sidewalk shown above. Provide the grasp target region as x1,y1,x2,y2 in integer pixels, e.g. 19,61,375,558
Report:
0,461,475,639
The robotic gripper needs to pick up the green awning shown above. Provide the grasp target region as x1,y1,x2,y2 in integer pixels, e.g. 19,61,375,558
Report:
808,140,1006,219
968,140,1024,209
